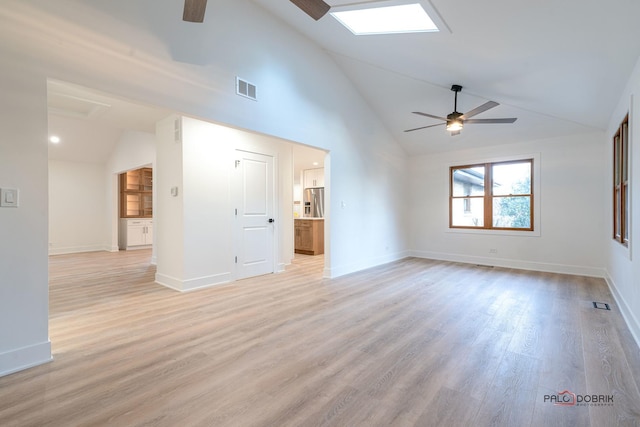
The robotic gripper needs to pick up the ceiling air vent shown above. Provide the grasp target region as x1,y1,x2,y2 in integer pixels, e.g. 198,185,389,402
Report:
236,77,257,101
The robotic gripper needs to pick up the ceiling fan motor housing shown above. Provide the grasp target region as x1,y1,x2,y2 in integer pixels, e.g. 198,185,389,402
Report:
447,111,463,126
447,111,463,121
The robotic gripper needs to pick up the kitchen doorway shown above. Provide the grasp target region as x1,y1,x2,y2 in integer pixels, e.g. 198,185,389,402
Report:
292,144,328,274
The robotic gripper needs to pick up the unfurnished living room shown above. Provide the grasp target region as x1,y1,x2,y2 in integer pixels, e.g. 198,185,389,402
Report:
1,0,640,426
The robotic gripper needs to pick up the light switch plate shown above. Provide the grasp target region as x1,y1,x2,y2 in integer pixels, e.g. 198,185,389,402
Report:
0,188,19,207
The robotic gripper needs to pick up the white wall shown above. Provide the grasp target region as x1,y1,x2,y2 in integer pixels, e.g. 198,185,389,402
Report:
48,160,107,255
155,116,295,291
0,0,409,374
409,132,606,276
0,54,51,375
107,130,156,176
155,117,185,288
606,54,640,346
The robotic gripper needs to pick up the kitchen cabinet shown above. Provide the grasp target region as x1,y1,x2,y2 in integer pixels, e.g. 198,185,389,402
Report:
119,219,153,250
120,168,153,218
303,168,324,188
294,219,324,255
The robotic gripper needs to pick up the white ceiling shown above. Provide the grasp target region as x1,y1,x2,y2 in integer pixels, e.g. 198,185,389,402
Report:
250,0,640,152
47,80,172,163
45,0,640,157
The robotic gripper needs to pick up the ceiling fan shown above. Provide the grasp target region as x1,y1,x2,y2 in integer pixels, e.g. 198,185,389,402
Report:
405,85,517,136
182,0,331,23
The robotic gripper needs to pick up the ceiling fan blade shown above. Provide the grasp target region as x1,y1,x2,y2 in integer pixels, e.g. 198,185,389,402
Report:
183,0,207,22
289,0,331,20
461,101,499,119
463,118,518,124
412,112,448,121
404,123,445,132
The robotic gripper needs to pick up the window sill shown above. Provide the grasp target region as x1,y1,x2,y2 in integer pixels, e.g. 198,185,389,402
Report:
446,227,541,237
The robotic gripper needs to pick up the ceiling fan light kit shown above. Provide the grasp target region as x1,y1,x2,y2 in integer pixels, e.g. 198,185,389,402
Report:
445,115,463,132
405,84,517,136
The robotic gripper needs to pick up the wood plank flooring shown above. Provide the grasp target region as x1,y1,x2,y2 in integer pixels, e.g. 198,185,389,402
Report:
1,251,639,426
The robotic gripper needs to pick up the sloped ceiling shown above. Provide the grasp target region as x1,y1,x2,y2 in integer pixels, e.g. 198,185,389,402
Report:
250,0,640,151
47,80,172,163
37,0,640,157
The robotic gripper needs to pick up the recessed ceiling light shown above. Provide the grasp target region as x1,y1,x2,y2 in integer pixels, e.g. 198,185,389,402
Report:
331,1,442,35
313,162,319,166
49,136,61,144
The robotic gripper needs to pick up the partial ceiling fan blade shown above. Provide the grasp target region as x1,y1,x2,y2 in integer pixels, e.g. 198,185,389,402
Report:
463,118,518,124
412,112,448,121
183,0,207,22
289,0,331,20
461,101,499,119
404,123,445,132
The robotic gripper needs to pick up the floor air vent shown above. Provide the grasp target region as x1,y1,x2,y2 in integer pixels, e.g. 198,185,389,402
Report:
236,77,257,101
593,302,611,310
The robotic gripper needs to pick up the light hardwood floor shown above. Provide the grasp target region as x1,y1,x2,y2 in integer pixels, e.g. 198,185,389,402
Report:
1,250,640,426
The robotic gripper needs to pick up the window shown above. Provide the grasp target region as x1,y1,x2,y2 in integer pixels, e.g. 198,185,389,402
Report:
613,114,629,246
450,159,533,231
330,1,442,36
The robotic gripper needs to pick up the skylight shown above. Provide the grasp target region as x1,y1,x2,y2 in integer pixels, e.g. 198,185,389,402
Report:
331,2,439,35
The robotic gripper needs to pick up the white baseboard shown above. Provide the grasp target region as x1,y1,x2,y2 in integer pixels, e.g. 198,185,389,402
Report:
408,250,606,278
0,341,52,377
155,272,232,292
122,245,152,251
605,271,640,350
323,250,410,278
48,244,106,256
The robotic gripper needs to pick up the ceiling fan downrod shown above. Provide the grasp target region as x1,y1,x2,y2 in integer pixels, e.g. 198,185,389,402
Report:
451,84,462,112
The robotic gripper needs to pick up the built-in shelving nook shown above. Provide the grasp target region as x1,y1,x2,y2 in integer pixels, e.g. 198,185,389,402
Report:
119,167,153,250
120,167,153,218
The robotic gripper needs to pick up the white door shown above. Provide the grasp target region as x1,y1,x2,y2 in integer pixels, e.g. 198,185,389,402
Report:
234,150,275,279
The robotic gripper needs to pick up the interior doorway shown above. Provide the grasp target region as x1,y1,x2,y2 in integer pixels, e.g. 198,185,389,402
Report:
117,166,154,253
292,144,328,272
47,79,329,285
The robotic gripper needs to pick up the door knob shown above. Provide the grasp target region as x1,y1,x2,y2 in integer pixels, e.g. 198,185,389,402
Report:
268,218,275,223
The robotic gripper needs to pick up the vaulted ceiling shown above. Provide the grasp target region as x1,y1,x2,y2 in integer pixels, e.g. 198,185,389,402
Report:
251,0,640,152
41,0,640,156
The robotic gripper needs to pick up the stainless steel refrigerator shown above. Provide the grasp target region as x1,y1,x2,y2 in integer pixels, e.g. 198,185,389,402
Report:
303,187,324,218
